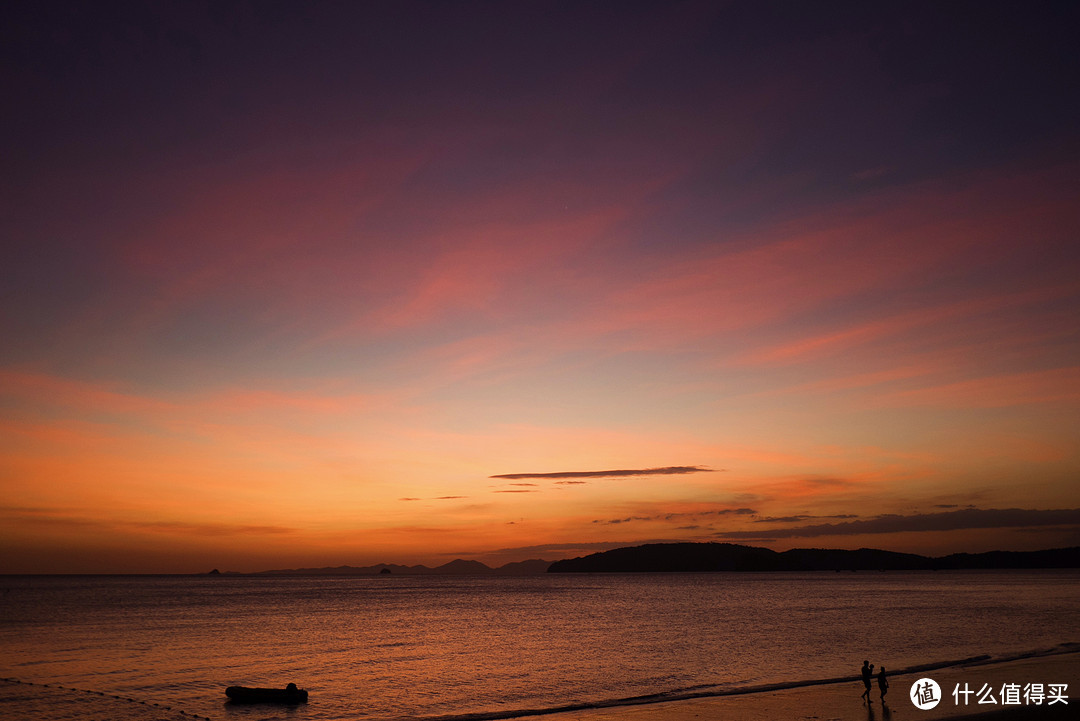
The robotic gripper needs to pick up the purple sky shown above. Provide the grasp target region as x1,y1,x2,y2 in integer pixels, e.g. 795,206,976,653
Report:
2,1,1078,572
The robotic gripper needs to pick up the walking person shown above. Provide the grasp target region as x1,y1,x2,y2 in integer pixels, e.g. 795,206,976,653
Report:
878,666,889,703
861,660,874,702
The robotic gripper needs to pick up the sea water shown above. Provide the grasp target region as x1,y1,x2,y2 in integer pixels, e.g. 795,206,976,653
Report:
1,571,1078,721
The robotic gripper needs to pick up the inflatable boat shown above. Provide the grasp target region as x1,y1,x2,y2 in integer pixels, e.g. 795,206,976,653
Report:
225,684,308,704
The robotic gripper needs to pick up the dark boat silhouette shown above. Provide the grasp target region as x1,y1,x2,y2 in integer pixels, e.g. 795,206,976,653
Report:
225,684,308,704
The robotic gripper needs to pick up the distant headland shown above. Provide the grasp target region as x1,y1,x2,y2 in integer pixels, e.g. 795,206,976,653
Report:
228,543,1080,576
547,542,1080,573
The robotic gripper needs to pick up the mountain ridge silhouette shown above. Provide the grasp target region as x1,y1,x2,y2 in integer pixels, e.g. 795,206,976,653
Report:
547,542,1080,572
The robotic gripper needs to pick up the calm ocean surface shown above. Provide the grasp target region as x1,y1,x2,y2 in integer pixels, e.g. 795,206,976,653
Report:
1,571,1078,721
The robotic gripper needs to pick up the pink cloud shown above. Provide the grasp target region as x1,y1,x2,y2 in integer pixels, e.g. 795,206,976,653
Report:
732,282,1080,400
0,369,172,416
875,367,1080,409
0,369,386,420
552,160,1080,361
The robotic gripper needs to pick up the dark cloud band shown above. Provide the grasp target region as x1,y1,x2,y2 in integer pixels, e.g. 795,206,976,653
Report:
717,508,1080,539
491,465,714,480
753,514,858,523
593,507,755,525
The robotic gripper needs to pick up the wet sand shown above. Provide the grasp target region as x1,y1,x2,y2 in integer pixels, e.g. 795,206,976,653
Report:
0,677,204,721
3,650,1075,721
552,651,1079,721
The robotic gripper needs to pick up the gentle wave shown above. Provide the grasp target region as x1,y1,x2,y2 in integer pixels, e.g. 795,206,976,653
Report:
404,644,1080,721
0,678,209,721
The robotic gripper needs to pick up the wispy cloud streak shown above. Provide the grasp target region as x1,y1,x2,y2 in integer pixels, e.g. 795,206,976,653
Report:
490,466,714,480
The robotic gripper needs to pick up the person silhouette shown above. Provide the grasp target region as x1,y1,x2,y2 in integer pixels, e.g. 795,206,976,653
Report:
861,660,874,702
877,666,889,702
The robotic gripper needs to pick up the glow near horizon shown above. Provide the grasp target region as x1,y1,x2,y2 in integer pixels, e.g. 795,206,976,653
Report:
1,3,1078,572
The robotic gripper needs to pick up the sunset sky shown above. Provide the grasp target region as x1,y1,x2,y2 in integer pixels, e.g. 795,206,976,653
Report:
2,1,1078,573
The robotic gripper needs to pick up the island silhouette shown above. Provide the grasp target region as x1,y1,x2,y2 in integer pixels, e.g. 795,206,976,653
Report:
547,542,1080,572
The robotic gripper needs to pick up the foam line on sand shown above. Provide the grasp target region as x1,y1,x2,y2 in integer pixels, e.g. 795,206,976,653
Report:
411,644,1079,721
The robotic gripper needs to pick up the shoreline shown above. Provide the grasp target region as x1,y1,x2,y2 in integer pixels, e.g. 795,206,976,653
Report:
543,649,1079,721
409,646,1079,721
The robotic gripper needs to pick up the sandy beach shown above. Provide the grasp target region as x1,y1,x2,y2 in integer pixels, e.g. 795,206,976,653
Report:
552,651,1078,721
